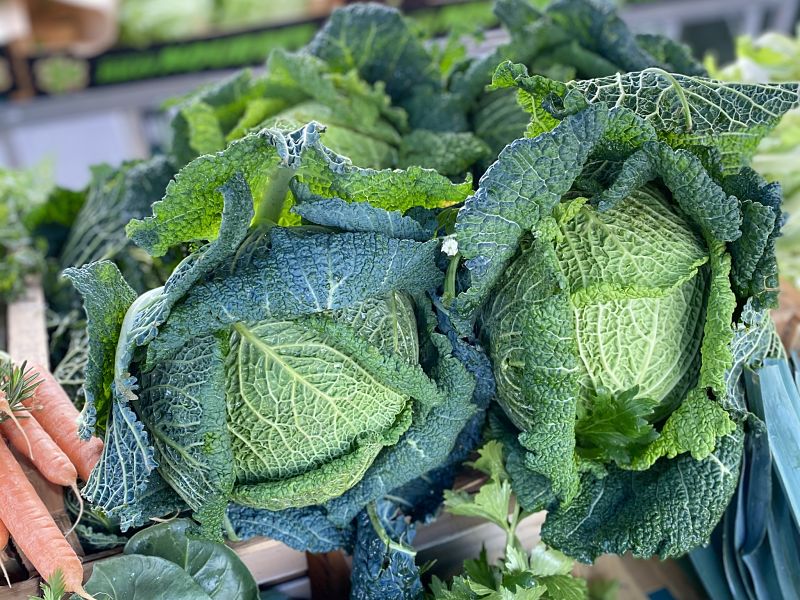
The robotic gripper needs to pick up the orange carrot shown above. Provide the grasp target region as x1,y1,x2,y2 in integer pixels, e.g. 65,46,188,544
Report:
0,437,95,599
0,413,78,489
0,518,9,586
0,413,85,534
24,366,103,482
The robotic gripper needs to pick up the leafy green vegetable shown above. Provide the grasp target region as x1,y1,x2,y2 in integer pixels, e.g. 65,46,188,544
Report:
128,123,470,257
78,519,257,599
350,501,422,600
451,64,798,559
574,387,659,465
124,520,257,600
707,29,800,288
431,442,596,599
453,0,705,159
44,0,798,581
74,123,478,538
63,261,137,435
493,62,800,171
84,555,214,599
308,2,462,133
0,163,54,302
119,0,213,46
688,305,795,600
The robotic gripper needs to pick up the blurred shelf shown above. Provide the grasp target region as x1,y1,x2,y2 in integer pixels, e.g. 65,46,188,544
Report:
0,69,237,127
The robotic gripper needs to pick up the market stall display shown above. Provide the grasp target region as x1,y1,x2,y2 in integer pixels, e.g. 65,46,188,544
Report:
0,0,799,598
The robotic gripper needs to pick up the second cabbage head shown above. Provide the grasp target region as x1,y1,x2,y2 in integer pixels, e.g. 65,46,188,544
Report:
483,184,713,467
451,65,797,561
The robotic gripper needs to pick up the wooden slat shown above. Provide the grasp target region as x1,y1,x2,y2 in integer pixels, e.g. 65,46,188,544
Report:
6,277,50,368
229,538,308,586
307,551,351,599
574,554,706,600
773,279,800,350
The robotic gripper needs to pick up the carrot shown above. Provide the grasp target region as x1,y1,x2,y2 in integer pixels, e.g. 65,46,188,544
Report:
0,412,78,488
0,413,85,535
0,518,9,586
0,437,95,599
24,365,103,482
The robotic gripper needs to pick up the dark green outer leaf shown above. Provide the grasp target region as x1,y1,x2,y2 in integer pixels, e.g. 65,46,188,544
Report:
481,237,580,504
307,3,458,131
128,171,255,349
291,196,435,241
227,504,354,553
723,168,784,309
350,501,422,600
82,554,212,600
634,33,706,76
546,0,660,72
308,3,439,104
64,261,136,436
541,428,743,562
594,141,742,243
147,230,444,364
488,408,554,512
124,520,257,600
562,71,800,171
81,400,160,529
452,103,609,324
137,333,234,539
78,176,254,525
127,125,301,257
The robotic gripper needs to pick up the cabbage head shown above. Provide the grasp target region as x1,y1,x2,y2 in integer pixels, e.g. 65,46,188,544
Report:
483,186,710,453
451,67,798,561
225,292,419,509
69,124,479,540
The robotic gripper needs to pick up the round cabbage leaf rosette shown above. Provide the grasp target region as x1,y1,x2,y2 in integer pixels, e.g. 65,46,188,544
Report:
68,123,480,539
225,293,420,509
452,92,788,561
483,186,711,439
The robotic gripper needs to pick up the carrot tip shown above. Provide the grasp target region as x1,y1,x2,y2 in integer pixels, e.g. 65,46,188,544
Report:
74,586,98,600
0,560,9,588
65,483,84,537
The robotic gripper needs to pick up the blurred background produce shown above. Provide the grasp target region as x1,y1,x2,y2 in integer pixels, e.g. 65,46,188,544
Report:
0,0,797,188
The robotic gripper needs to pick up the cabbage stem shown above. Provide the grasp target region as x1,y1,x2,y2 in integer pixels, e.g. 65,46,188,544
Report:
367,502,417,557
442,252,462,303
255,166,295,226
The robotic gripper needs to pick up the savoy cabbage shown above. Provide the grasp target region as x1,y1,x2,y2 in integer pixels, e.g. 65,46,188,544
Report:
69,123,483,540
56,0,800,580
448,64,799,560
